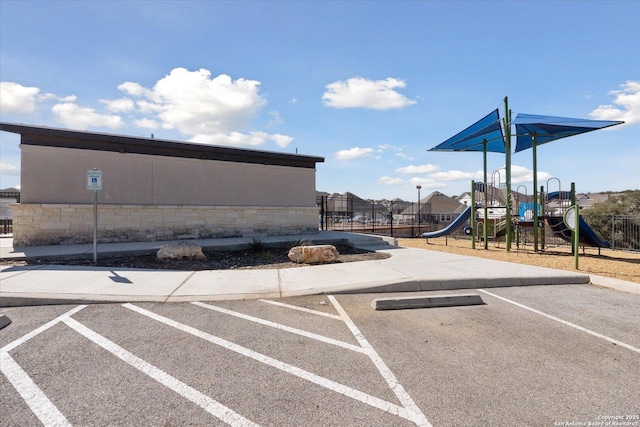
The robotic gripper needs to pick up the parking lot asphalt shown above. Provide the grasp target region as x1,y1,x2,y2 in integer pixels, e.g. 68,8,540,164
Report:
2,286,638,426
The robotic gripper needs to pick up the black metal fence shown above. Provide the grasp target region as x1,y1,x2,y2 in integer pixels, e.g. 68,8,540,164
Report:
316,195,468,238
581,214,640,251
0,219,12,234
317,195,640,252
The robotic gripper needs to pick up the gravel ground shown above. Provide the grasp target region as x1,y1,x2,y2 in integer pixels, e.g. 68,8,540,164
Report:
397,236,640,284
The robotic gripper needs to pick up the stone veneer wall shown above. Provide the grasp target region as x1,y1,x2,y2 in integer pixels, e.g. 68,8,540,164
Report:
10,204,319,246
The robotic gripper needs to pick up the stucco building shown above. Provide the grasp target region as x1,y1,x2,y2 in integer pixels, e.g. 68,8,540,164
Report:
0,123,324,246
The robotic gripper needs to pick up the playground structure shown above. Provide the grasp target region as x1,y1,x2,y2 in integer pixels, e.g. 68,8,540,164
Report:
472,178,610,252
420,175,611,255
428,96,624,260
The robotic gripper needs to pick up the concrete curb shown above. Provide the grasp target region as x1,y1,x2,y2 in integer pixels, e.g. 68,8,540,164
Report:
0,314,11,329
371,293,485,310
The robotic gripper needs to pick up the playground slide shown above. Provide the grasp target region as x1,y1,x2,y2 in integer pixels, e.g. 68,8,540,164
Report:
546,191,572,201
421,206,472,239
546,216,610,248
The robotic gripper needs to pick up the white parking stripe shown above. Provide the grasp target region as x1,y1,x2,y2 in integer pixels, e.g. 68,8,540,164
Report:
123,303,412,421
63,318,259,427
1,305,87,427
1,305,87,353
259,299,343,320
328,295,433,427
1,351,72,427
192,301,366,354
478,289,640,354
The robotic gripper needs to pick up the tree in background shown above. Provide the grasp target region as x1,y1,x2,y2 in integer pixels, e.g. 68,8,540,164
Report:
584,191,640,250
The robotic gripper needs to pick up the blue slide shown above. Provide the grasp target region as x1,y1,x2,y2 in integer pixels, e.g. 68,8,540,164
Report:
546,191,572,201
421,206,472,238
546,216,610,248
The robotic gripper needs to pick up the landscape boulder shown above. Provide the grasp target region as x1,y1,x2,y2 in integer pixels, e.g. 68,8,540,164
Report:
288,245,339,264
157,243,206,260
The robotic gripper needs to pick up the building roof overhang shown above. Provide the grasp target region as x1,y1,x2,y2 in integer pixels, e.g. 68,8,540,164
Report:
0,122,324,169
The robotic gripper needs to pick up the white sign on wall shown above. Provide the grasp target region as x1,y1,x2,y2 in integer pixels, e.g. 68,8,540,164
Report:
87,169,103,191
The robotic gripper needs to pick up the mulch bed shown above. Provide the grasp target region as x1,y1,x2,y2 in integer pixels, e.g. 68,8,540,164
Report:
6,245,389,271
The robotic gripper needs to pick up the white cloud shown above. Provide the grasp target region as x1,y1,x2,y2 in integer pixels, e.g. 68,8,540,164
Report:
123,68,265,134
395,164,439,174
511,165,551,184
134,118,161,129
118,81,147,97
322,77,417,110
189,131,292,148
51,103,123,130
56,95,77,103
0,82,40,114
589,80,640,126
378,176,405,186
116,67,292,148
335,147,375,160
0,162,20,177
395,152,414,161
267,110,284,127
191,131,269,146
101,97,135,113
429,169,482,182
409,177,442,189
269,133,293,148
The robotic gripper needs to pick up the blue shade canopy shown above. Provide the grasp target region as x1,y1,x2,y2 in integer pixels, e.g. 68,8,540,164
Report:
512,113,624,153
429,109,505,153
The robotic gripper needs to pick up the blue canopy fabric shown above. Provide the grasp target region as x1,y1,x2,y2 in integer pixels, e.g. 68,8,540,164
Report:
512,113,624,153
429,109,505,153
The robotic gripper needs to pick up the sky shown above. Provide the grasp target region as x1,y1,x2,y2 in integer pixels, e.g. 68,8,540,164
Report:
1,0,639,202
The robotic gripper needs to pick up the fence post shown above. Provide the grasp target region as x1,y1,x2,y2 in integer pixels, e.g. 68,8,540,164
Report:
611,214,615,250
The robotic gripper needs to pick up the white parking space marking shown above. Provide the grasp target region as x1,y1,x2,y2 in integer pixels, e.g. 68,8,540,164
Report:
258,298,343,320
1,305,86,427
191,301,366,354
123,303,415,422
328,295,433,427
478,289,640,354
1,305,87,353
63,317,259,427
4,300,432,426
1,351,72,427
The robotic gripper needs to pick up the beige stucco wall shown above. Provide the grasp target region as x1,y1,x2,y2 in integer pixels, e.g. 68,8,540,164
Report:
20,145,316,206
10,203,319,246
14,145,320,245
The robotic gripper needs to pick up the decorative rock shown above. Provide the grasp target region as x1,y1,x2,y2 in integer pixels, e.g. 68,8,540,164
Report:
288,245,339,264
157,243,206,260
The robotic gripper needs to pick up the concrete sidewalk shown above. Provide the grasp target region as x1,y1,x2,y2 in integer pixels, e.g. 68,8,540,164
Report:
1,231,637,307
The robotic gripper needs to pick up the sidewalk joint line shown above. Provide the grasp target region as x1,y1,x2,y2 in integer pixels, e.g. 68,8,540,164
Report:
163,271,197,303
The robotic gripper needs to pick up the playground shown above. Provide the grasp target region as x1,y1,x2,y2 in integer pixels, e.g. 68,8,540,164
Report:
418,97,640,270
398,236,640,285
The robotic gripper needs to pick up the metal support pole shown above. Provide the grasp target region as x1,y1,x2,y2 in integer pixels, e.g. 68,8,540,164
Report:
504,97,512,251
540,185,546,251
574,203,580,270
417,185,421,236
93,189,98,263
471,180,476,249
483,140,488,250
532,132,539,252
